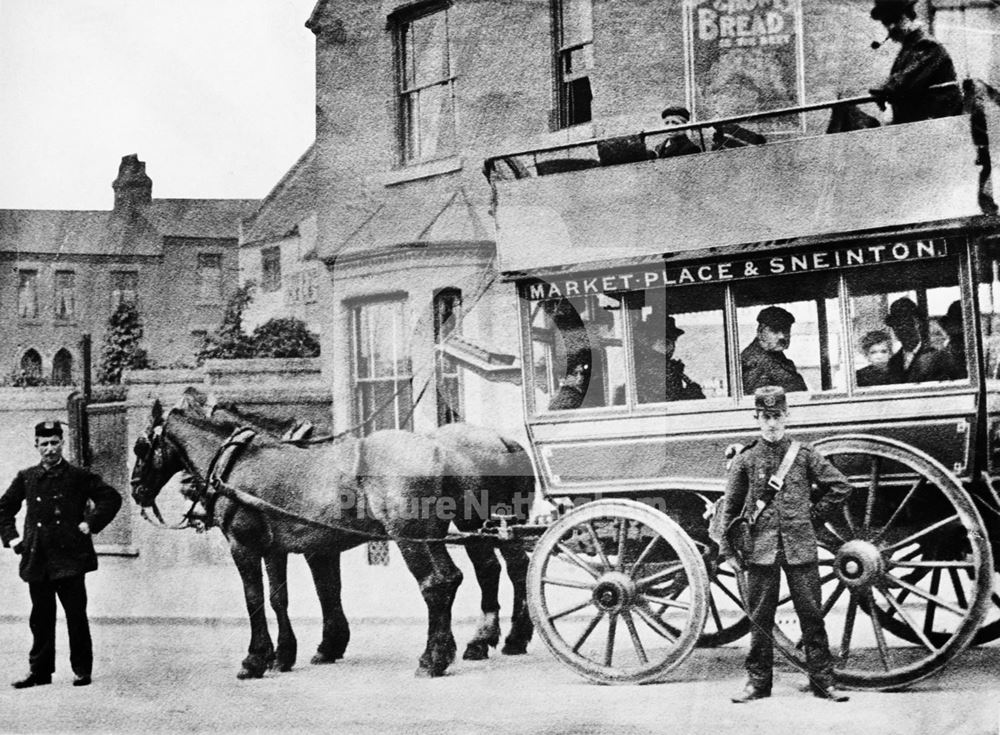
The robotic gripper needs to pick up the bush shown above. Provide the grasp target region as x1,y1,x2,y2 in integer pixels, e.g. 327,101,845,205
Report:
197,283,256,364
98,302,150,384
251,318,320,358
6,370,48,388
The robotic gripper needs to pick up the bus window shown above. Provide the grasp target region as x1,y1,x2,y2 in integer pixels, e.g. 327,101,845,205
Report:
846,257,966,388
620,283,727,404
734,273,843,395
980,256,1000,380
531,294,626,413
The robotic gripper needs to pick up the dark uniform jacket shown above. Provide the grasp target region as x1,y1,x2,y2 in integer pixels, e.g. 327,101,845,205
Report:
887,343,962,383
874,26,963,125
634,351,705,403
718,437,852,565
740,339,808,394
0,460,122,582
655,135,702,159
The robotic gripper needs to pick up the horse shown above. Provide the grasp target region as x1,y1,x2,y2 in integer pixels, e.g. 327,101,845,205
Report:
201,393,536,661
130,392,464,679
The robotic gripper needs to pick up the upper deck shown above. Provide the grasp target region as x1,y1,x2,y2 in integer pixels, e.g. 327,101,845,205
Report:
488,82,1000,277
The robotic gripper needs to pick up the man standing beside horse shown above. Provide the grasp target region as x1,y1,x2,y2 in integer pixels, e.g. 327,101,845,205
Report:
0,421,122,689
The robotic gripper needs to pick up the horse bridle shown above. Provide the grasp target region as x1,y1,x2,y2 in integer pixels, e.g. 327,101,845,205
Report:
134,423,207,531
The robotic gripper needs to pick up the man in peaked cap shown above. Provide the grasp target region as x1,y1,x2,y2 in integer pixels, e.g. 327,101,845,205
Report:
631,314,705,403
717,386,852,703
0,420,122,689
868,0,962,125
740,306,808,394
655,105,702,159
884,296,962,382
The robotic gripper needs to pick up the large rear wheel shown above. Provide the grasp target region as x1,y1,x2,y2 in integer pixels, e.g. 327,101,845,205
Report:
769,435,992,690
526,499,709,684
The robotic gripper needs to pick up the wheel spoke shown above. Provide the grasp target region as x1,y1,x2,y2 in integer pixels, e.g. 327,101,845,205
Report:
542,576,596,590
555,541,601,579
634,561,686,590
883,514,961,553
627,535,661,577
874,583,938,653
872,476,926,543
707,589,724,632
620,610,648,664
776,572,836,609
549,597,594,622
866,589,892,672
714,576,746,609
817,521,846,544
615,518,628,570
890,560,975,569
839,593,859,662
948,568,969,610
925,568,942,635
862,456,881,535
571,610,605,652
888,573,969,617
632,604,678,643
641,593,691,612
604,613,618,667
584,522,612,571
821,581,846,617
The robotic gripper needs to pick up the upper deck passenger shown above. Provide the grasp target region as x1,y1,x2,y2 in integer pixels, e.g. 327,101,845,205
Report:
655,106,702,159
868,0,963,125
741,307,807,395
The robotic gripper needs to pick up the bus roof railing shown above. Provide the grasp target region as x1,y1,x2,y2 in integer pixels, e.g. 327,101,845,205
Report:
483,83,965,180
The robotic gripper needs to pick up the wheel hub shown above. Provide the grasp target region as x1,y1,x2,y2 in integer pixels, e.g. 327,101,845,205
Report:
834,539,884,589
591,572,636,613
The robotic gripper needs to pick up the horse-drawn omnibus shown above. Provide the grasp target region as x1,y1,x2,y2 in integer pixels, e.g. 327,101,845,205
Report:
485,80,1000,689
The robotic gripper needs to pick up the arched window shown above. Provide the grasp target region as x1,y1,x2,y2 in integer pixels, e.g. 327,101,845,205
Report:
52,349,74,385
20,349,42,380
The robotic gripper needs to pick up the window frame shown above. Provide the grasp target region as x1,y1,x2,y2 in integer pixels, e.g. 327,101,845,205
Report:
53,270,76,321
433,287,463,425
392,1,458,166
196,253,223,305
551,0,594,129
110,270,139,310
17,269,39,320
349,295,414,435
261,247,281,293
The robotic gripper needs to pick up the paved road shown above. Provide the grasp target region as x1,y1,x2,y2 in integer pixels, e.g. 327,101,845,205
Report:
0,618,997,735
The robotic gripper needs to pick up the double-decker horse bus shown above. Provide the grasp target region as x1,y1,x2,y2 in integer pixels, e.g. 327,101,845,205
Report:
485,80,1000,689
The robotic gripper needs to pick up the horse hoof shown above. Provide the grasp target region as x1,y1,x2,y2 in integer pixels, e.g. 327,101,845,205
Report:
236,667,264,680
275,661,294,673
501,641,529,656
463,642,489,661
310,652,341,665
415,666,446,678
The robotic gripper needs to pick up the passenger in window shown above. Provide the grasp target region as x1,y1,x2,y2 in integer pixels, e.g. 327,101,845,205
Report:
867,0,962,125
856,330,895,387
927,318,950,351
655,106,702,159
741,307,808,394
940,300,967,377
884,297,962,382
632,315,705,403
548,351,591,411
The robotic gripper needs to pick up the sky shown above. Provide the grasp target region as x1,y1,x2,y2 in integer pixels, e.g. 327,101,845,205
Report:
0,0,317,210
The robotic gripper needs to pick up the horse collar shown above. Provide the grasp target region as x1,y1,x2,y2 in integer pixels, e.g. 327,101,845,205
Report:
203,428,258,522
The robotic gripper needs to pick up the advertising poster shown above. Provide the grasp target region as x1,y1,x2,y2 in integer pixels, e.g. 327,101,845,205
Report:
684,0,806,133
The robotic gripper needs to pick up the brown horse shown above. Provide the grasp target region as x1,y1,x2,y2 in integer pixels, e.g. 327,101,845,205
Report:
202,395,536,661
130,392,463,679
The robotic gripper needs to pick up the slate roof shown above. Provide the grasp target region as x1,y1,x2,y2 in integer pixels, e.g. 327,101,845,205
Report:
240,143,318,245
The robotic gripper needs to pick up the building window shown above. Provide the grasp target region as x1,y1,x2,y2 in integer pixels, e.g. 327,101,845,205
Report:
54,271,76,321
553,0,594,128
305,269,318,304
261,247,281,293
351,298,413,435
17,270,38,319
52,348,73,385
433,288,463,425
111,271,138,308
197,253,223,303
394,2,457,164
20,349,42,380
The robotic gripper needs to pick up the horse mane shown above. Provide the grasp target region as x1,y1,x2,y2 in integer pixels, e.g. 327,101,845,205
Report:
210,401,296,437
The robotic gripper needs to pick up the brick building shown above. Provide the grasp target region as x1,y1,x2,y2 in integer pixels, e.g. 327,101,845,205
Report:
0,155,256,384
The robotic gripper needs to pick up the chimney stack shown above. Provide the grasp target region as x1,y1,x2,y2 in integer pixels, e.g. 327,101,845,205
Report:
112,154,152,211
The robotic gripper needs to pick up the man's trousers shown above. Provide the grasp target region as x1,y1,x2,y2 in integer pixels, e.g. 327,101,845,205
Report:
27,574,91,677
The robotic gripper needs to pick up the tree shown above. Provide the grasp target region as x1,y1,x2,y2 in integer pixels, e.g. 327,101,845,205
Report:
197,282,256,363
251,318,321,358
98,301,150,384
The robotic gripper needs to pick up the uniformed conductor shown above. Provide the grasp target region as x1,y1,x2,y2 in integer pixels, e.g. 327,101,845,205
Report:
718,387,852,703
0,421,122,688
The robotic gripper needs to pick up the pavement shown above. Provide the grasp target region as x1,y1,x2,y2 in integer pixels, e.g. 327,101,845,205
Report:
0,618,998,735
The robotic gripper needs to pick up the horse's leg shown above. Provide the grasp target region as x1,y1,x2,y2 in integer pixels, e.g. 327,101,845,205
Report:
229,542,275,679
305,551,350,664
498,540,533,655
462,538,501,661
396,539,462,677
263,551,296,672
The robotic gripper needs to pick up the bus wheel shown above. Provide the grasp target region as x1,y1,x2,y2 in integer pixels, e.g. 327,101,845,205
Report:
526,499,708,684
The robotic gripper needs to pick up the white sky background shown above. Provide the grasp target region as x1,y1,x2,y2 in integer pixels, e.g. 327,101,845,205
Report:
0,0,317,210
